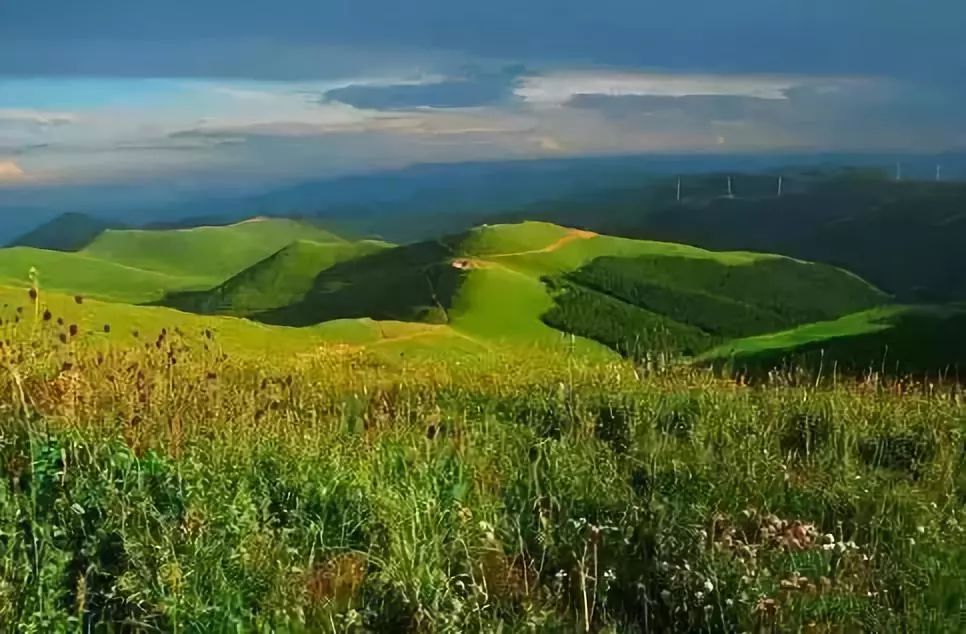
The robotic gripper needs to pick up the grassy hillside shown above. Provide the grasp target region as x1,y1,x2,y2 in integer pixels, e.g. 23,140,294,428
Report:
513,176,966,301
0,296,962,631
260,240,466,326
249,222,888,360
0,284,488,361
553,254,886,340
0,218,358,305
162,239,392,315
703,305,966,378
0,247,189,304
8,212,121,251
82,217,344,284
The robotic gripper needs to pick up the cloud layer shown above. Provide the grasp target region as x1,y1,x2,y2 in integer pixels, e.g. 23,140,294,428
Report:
0,160,25,183
2,68,963,187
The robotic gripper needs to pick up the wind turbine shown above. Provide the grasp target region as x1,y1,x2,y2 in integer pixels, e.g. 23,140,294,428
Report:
936,164,943,182
676,177,682,202
726,176,734,199
777,175,784,198
895,160,903,182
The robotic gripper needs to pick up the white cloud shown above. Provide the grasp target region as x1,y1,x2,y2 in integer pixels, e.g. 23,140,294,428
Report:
0,160,26,182
0,109,77,125
515,71,819,106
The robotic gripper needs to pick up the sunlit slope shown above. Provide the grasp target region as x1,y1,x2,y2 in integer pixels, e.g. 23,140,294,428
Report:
0,247,189,304
0,285,485,360
701,305,966,377
162,239,392,315
255,221,887,356
0,218,351,304
82,218,344,283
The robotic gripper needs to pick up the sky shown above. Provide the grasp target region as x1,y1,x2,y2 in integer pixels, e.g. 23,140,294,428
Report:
1,0,964,189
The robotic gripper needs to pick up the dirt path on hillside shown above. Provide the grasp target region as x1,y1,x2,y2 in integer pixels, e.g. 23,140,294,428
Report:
488,228,597,258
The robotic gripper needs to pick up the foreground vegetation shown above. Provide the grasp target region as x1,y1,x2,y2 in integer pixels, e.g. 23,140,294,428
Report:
0,295,962,632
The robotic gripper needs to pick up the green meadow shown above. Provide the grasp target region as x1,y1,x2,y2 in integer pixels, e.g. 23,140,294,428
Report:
0,214,961,631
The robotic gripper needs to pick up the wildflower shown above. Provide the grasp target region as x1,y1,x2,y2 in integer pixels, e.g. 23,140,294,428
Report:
555,570,568,580
725,598,734,607
603,569,616,582
703,579,714,592
916,525,925,534
660,589,671,602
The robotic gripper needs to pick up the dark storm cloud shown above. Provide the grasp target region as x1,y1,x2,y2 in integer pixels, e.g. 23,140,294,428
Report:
1,1,963,81
323,66,526,110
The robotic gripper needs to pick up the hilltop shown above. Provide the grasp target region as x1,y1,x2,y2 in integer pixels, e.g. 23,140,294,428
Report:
233,221,889,359
163,238,392,315
0,217,364,304
507,175,966,302
81,217,344,282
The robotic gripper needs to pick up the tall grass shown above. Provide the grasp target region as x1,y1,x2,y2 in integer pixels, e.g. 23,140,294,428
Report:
0,293,962,631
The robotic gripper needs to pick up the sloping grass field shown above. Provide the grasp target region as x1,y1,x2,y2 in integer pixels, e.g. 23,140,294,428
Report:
0,217,961,630
0,296,960,631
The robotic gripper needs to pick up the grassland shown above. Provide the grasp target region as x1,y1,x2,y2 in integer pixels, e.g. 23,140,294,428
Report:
0,218,369,306
163,239,392,316
0,247,190,304
82,217,344,283
228,222,888,363
704,305,966,379
0,297,961,631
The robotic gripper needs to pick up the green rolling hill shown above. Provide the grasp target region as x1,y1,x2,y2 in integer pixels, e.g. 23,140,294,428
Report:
1,216,961,377
0,218,365,305
0,247,190,304
81,217,344,284
509,175,966,302
240,221,889,357
701,305,966,378
162,238,392,315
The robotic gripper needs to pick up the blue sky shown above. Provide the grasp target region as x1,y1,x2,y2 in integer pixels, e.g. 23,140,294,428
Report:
1,0,963,187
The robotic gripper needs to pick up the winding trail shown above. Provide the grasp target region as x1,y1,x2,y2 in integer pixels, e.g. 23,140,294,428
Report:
487,228,598,258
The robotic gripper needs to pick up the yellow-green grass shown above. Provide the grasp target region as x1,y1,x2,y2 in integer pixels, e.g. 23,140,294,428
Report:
702,306,905,360
82,217,343,283
453,221,575,256
162,239,393,315
0,247,191,304
0,285,487,361
701,305,966,377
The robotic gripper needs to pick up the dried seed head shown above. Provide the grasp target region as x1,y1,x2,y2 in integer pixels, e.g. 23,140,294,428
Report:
103,324,111,333
74,295,84,305
69,324,79,337
42,309,52,322
28,288,37,301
